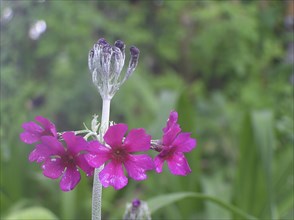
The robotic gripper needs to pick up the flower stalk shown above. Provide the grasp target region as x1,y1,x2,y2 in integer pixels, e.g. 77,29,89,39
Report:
92,99,111,220
88,38,140,220
19,37,197,220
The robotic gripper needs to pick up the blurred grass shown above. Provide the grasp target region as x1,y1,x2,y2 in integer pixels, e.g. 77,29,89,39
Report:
1,0,293,219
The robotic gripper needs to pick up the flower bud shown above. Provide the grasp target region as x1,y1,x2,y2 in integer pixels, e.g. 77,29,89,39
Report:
97,38,108,46
123,199,151,220
115,40,125,54
125,46,140,80
88,38,140,100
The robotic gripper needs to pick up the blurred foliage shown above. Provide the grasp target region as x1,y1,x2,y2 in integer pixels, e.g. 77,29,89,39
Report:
1,0,293,219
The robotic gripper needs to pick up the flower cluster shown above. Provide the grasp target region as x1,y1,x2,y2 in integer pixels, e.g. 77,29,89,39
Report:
20,38,196,192
20,111,196,191
88,38,140,100
154,111,196,176
20,116,94,191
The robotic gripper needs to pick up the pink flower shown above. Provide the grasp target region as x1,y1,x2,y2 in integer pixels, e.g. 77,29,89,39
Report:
154,111,196,176
20,116,57,144
29,132,94,191
85,124,154,190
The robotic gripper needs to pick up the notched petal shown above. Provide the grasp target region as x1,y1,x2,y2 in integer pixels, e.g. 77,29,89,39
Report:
124,154,154,181
167,152,191,176
42,158,64,179
154,156,165,173
99,161,128,190
104,124,128,148
123,128,151,152
60,167,81,191
173,132,197,153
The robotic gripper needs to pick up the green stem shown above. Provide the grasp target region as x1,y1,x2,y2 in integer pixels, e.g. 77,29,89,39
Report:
91,99,111,220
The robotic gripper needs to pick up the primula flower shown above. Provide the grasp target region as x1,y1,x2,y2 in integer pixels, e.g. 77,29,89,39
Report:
29,132,94,191
154,111,196,176
20,116,57,144
85,124,154,190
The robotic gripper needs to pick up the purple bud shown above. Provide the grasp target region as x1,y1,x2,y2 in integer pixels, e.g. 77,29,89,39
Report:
132,199,141,208
102,45,112,55
115,40,125,52
130,46,140,56
97,38,108,47
123,199,150,220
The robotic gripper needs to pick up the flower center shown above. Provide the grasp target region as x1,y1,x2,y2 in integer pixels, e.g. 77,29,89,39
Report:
62,154,75,166
41,129,53,136
112,148,127,163
159,146,175,159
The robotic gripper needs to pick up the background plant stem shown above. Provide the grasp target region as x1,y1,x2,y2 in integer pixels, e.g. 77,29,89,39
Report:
91,99,111,220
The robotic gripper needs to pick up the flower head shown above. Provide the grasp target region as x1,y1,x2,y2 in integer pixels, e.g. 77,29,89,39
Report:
123,198,151,220
154,111,196,176
88,38,140,100
85,124,154,190
29,132,94,191
20,116,57,144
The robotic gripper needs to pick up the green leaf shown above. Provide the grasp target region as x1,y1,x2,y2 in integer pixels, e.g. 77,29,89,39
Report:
251,111,277,218
175,88,203,215
4,206,58,220
147,192,257,220
233,110,277,219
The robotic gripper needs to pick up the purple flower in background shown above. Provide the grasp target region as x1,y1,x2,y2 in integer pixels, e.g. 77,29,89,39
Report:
85,124,154,190
29,132,94,191
20,116,57,144
154,111,196,176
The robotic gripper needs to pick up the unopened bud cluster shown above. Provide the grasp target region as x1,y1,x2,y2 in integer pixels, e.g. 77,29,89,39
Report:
123,199,151,220
88,38,140,100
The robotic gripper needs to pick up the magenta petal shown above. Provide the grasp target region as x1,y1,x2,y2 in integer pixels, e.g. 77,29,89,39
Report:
20,132,40,144
85,141,111,168
40,136,65,154
162,111,178,132
124,154,154,181
85,153,109,168
104,124,128,148
87,140,109,154
29,148,44,163
62,132,88,155
42,158,64,179
75,154,94,176
154,156,165,173
29,137,64,163
29,144,55,163
22,121,43,133
162,124,181,146
167,152,191,176
162,111,181,146
60,167,81,191
163,111,178,133
99,161,128,190
123,128,151,152
35,116,57,137
173,133,197,153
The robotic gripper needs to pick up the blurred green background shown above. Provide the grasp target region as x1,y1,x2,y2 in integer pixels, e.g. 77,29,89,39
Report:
1,0,293,219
